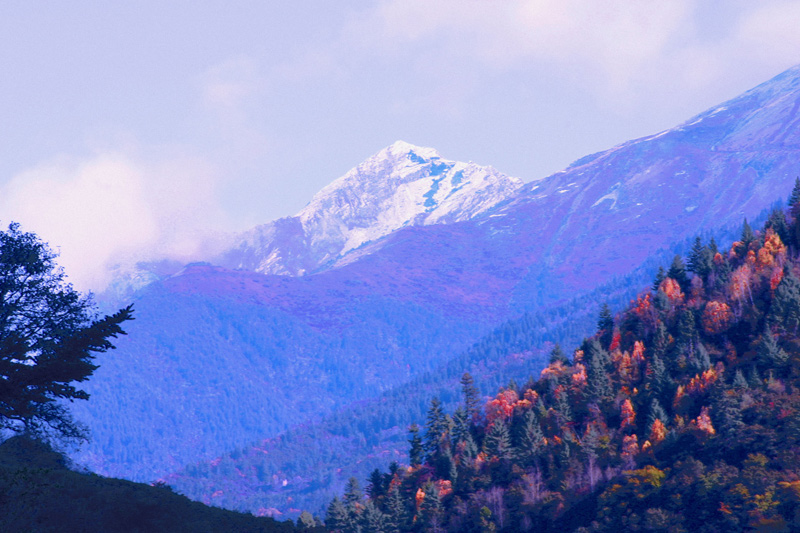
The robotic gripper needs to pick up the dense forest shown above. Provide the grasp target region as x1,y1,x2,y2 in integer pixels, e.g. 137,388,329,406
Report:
168,208,771,517
325,188,800,532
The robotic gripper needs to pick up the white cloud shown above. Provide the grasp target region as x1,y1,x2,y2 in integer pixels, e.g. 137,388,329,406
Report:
0,150,228,293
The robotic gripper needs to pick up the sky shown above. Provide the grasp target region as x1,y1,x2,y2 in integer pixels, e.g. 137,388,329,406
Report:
2,1,800,291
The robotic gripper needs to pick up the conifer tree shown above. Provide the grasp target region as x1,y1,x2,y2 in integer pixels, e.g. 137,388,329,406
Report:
646,398,669,435
769,266,800,334
385,486,407,533
587,354,613,406
367,468,386,500
667,254,690,292
767,208,790,244
360,499,387,533
326,496,351,532
688,236,714,280
790,177,800,208
344,477,363,508
419,482,444,532
741,218,756,251
408,424,424,467
732,369,748,389
549,343,569,365
652,266,666,292
424,398,451,461
709,237,719,255
597,303,614,349
516,410,544,467
460,373,481,422
451,406,470,449
483,419,513,460
757,327,789,370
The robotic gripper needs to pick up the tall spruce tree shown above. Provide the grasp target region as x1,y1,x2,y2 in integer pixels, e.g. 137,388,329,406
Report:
460,372,481,422
549,343,570,365
516,410,544,467
483,419,513,460
667,254,690,292
408,424,424,467
597,303,614,350
740,218,756,252
769,266,800,334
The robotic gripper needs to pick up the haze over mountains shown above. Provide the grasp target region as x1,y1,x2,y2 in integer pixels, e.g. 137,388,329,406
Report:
72,64,800,516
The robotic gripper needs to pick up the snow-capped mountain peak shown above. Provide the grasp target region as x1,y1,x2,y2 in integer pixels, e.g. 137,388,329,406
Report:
220,141,523,275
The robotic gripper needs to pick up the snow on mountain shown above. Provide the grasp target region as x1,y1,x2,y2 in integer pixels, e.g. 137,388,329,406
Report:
217,141,523,275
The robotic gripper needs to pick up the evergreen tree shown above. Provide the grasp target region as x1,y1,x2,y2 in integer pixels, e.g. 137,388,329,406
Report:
360,499,387,533
451,406,470,449
757,327,789,370
384,486,406,533
646,398,669,434
460,373,481,422
367,468,386,499
748,366,763,388
667,255,690,292
549,343,570,365
483,419,513,460
769,267,800,334
344,477,363,508
408,424,424,467
740,218,756,252
326,496,350,532
732,369,749,389
688,236,714,280
709,237,719,255
714,391,744,439
424,398,451,460
790,177,800,208
767,208,790,244
652,266,666,292
419,482,444,532
597,303,614,349
587,354,613,406
516,410,544,466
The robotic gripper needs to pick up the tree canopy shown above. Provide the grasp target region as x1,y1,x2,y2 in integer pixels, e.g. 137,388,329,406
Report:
0,223,133,441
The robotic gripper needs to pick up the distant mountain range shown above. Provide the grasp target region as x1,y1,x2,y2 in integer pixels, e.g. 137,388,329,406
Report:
72,64,800,516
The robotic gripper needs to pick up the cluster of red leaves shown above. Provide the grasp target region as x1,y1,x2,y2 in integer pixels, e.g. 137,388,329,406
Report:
702,300,734,334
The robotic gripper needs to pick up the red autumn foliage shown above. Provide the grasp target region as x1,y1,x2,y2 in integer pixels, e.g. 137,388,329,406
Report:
702,301,733,334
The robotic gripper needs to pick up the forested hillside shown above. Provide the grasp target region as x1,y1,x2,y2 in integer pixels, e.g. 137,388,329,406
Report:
326,191,800,532
166,210,769,517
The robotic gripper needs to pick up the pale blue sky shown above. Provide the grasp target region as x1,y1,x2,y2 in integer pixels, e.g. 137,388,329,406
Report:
2,1,800,290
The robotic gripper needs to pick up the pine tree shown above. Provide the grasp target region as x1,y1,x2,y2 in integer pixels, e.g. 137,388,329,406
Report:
757,327,789,370
451,406,470,449
424,398,451,461
790,177,800,208
419,482,444,532
549,343,569,365
326,496,350,532
715,391,744,439
384,486,407,533
646,398,669,435
408,424,424,467
732,369,748,389
344,477,363,508
741,218,756,252
461,373,481,422
767,208,790,244
483,419,513,460
360,499,387,533
652,266,666,292
367,468,386,499
597,303,614,350
667,255,690,292
688,236,714,280
709,237,719,255
516,410,544,466
587,354,613,406
769,267,800,334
